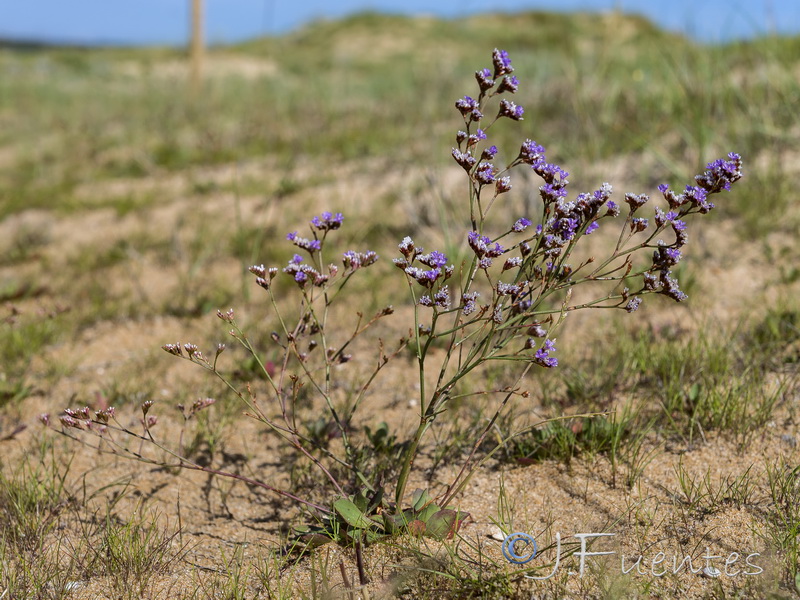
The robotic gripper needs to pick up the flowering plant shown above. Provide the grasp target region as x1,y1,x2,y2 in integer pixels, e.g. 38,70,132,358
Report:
48,49,742,552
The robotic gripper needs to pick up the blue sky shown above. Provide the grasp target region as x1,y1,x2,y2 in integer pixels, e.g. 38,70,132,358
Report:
0,1,797,46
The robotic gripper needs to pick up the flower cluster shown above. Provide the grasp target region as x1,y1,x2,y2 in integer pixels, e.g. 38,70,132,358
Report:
311,211,344,231
394,237,454,294
250,211,378,290
342,250,379,272
451,49,526,200
440,49,743,369
286,231,321,253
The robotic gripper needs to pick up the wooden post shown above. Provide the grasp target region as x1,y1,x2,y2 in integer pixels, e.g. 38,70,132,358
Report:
189,0,204,92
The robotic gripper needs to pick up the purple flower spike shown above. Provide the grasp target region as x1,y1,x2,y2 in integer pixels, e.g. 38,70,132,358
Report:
624,193,649,212
520,140,546,165
481,145,498,160
492,48,514,78
287,232,322,253
452,148,477,171
496,176,512,194
419,250,448,268
455,95,479,117
513,218,531,232
475,162,496,185
498,99,524,121
498,75,519,94
475,68,495,91
625,297,642,312
311,211,344,231
342,250,378,272
534,339,558,368
461,291,480,315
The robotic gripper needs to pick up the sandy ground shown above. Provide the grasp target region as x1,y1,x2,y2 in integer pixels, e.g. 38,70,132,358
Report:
1,133,799,599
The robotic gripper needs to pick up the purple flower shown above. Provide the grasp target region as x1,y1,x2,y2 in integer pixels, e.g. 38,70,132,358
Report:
433,286,450,309
520,140,545,165
605,201,620,217
585,221,600,235
468,130,487,147
492,48,514,77
498,99,524,120
419,250,448,268
456,95,479,116
695,152,743,194
342,250,378,271
660,271,688,302
540,183,568,202
513,218,531,232
631,218,648,233
555,217,579,240
503,257,522,271
534,339,558,368
461,291,480,315
592,182,613,204
287,232,322,253
685,185,715,213
452,148,477,171
468,231,504,257
497,282,521,296
528,324,547,338
498,75,519,94
310,211,344,231
533,162,569,188
667,248,681,262
294,271,307,283
481,145,498,160
475,162,496,185
405,266,441,288
625,297,642,313
475,68,495,91
624,193,649,212
496,176,512,194
652,244,682,269
398,236,417,257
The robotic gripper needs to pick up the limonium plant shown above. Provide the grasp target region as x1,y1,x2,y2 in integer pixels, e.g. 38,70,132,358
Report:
47,49,743,552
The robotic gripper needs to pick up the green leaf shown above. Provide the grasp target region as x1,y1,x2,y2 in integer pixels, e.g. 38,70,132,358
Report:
333,498,377,530
424,509,469,541
688,383,701,403
411,489,432,512
416,502,441,523
367,486,385,513
383,508,415,533
352,489,370,513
